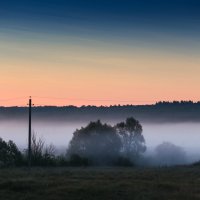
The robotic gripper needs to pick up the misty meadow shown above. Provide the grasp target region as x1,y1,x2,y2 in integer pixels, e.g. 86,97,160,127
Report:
1,105,200,200
1,102,200,167
1,0,200,199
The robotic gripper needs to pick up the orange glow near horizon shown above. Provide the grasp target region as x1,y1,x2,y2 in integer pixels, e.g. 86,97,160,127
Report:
1,37,200,107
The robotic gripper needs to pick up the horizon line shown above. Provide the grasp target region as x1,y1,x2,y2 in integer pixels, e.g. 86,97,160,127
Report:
0,100,199,108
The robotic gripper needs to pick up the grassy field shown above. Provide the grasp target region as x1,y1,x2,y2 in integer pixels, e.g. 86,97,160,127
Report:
0,166,200,200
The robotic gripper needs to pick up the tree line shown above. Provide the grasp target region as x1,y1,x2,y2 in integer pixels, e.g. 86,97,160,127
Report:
1,101,200,122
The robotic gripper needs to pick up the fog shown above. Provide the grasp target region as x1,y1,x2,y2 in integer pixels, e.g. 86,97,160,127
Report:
0,120,200,165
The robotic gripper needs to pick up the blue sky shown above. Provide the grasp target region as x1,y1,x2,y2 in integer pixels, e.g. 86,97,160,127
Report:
0,0,200,106
1,0,200,38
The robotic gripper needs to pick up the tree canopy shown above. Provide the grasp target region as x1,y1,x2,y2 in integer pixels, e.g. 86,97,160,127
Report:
0,138,22,167
115,117,146,159
155,142,186,166
68,120,122,165
67,118,146,165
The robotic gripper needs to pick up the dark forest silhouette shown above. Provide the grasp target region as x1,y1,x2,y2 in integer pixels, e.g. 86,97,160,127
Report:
1,101,200,122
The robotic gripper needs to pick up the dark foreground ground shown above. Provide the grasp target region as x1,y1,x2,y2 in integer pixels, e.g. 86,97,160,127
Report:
0,166,200,200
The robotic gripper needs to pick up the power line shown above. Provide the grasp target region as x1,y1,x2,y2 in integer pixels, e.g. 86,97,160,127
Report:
32,96,157,103
1,96,196,105
0,97,26,102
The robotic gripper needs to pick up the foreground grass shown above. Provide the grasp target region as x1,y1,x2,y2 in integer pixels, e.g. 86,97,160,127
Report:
0,166,200,200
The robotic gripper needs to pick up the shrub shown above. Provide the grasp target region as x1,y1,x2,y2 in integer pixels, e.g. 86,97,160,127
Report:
69,154,89,167
114,156,134,167
0,138,23,167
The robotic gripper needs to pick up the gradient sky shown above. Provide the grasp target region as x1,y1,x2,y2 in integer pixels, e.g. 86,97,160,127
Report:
0,0,200,106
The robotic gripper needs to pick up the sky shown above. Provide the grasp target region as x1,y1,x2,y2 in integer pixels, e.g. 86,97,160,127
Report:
0,0,200,106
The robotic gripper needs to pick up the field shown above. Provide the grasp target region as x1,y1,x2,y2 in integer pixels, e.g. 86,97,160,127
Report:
0,166,200,200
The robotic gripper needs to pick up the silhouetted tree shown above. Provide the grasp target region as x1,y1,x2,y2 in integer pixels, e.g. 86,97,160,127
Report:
154,142,186,166
67,120,122,165
0,138,22,167
115,117,146,159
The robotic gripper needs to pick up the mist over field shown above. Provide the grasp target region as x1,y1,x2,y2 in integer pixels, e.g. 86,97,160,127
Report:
0,0,200,198
0,118,200,165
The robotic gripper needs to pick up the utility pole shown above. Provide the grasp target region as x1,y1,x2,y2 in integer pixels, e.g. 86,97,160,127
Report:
28,96,32,168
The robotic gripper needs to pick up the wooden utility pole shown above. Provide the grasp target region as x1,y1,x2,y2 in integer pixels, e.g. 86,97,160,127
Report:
28,96,32,168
